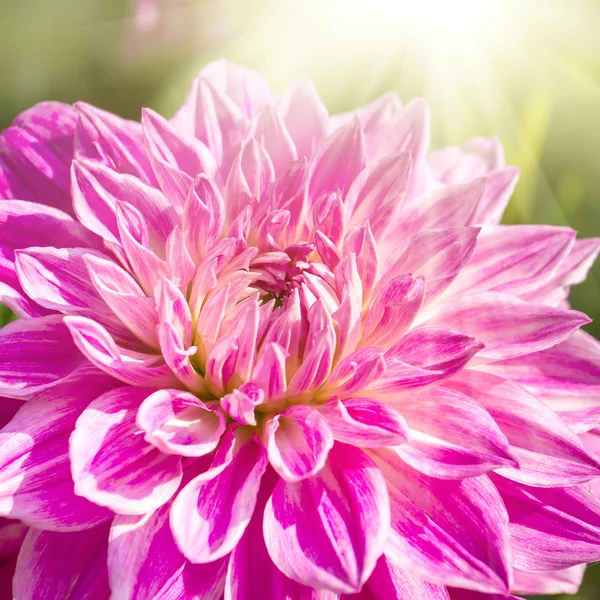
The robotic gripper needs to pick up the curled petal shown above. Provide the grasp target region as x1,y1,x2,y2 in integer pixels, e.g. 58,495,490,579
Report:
264,404,334,482
138,389,226,457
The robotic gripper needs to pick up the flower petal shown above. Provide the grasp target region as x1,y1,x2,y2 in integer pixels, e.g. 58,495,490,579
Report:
70,386,182,514
318,397,408,447
264,404,334,482
109,503,227,600
446,370,600,486
137,389,226,457
264,443,390,594
13,524,111,600
492,475,600,571
65,316,180,389
0,315,85,399
0,102,76,215
430,291,590,362
373,449,511,594
171,428,268,563
0,368,115,530
391,388,516,479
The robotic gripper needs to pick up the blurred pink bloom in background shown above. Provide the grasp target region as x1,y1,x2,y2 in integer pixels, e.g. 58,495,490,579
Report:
1,60,600,598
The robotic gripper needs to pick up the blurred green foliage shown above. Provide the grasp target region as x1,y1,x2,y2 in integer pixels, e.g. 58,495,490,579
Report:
1,1,600,597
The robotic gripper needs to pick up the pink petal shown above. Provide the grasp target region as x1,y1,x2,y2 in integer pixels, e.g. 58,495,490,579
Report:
361,274,424,347
474,167,520,225
512,565,585,596
358,556,450,600
326,347,386,397
74,102,156,184
264,404,334,482
378,227,480,302
252,342,288,401
15,246,111,315
70,386,182,514
492,474,600,571
264,443,390,594
71,159,177,250
446,370,600,486
65,315,180,389
253,105,297,176
342,222,379,302
430,291,590,362
0,199,97,250
84,253,160,349
345,153,411,239
0,368,115,530
447,225,576,298
170,428,268,563
0,315,85,399
318,397,408,447
142,107,217,207
0,102,76,215
373,449,511,594
137,389,226,456
225,469,337,600
221,384,264,426
14,524,111,600
109,502,227,600
400,179,485,237
277,76,328,159
183,174,225,263
173,75,248,174
486,330,600,419
199,59,275,119
391,388,516,479
309,119,365,203
224,139,274,226
366,327,482,395
115,202,169,296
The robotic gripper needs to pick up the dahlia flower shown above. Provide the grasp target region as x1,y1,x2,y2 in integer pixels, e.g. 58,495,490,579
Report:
1,60,600,599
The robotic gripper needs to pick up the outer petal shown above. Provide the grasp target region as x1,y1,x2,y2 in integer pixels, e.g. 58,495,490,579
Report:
13,524,110,600
264,404,334,482
109,502,227,600
512,565,586,596
0,368,115,530
225,469,337,600
355,556,450,600
430,291,589,362
74,102,156,184
0,199,96,251
0,102,76,214
264,443,390,594
70,386,182,515
373,449,511,594
277,76,328,159
0,315,85,399
484,330,600,413
65,316,180,389
137,389,226,457
445,370,600,486
492,475,600,572
446,225,576,298
171,428,268,563
391,388,517,479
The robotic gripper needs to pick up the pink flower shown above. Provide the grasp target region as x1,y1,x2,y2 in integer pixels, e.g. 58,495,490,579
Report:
1,60,600,599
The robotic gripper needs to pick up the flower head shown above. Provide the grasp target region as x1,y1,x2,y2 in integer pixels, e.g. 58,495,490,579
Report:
1,60,600,599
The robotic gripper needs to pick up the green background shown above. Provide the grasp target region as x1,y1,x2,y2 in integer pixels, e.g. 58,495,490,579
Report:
1,1,599,597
